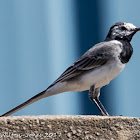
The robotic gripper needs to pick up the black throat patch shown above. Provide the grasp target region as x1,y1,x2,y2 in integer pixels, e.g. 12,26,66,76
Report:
119,41,133,64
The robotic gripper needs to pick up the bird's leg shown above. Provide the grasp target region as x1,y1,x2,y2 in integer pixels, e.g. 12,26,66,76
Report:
89,85,109,116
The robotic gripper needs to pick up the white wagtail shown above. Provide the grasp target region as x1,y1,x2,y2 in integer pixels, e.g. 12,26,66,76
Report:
1,22,140,117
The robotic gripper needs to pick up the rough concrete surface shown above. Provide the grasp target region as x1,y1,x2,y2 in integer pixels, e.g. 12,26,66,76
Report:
0,115,140,140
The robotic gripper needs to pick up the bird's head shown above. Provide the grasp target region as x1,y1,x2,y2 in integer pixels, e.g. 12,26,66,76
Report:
106,22,140,42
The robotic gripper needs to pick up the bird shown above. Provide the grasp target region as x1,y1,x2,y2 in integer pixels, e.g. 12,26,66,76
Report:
1,22,140,117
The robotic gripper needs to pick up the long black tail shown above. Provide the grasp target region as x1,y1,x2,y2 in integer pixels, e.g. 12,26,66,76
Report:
0,90,46,117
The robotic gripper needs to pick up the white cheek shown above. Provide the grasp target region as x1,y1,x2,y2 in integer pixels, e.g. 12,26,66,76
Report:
112,32,116,36
112,30,120,36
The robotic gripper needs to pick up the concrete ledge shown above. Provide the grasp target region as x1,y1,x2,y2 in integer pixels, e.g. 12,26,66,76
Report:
0,115,140,139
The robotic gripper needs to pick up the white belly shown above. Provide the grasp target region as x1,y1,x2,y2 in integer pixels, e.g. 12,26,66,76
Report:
68,59,125,91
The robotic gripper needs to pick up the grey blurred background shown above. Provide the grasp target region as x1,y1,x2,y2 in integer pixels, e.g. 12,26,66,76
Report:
0,0,140,117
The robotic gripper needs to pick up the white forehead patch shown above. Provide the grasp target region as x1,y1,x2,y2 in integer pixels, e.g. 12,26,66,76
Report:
124,23,136,30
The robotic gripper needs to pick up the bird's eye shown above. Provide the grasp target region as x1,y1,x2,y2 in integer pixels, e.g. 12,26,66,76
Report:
121,26,127,30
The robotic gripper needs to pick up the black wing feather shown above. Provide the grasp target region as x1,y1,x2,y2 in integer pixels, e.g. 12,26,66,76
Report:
47,55,107,89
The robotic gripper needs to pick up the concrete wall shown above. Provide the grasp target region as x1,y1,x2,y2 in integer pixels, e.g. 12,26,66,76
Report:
0,115,140,139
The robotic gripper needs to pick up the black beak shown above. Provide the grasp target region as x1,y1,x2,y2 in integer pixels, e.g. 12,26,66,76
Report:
135,28,140,32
